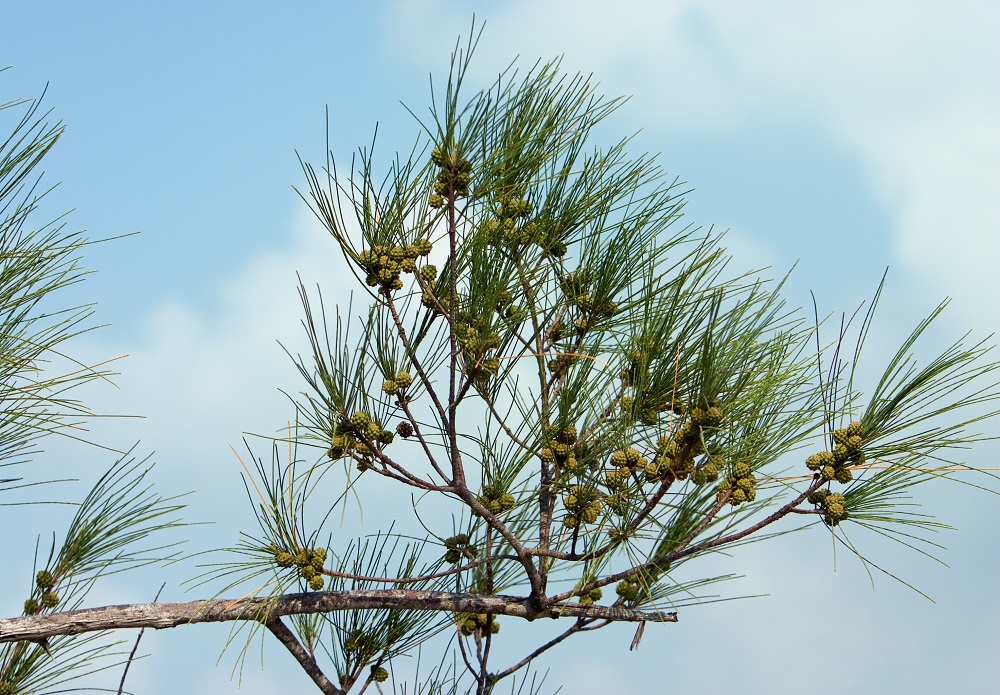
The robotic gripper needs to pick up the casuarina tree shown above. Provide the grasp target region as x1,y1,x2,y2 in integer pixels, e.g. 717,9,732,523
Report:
2,34,998,695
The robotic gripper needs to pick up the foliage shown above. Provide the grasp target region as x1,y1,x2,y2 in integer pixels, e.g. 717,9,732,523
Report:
0,76,183,693
221,33,999,694
2,31,999,695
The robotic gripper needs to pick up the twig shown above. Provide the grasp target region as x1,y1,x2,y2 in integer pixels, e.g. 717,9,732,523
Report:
321,555,501,584
384,293,452,434
490,618,589,681
117,583,165,695
397,397,451,483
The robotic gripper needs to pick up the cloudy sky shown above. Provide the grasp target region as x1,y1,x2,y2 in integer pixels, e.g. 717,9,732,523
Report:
3,2,998,694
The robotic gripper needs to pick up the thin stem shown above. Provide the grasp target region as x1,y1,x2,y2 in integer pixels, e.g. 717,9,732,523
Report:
397,396,451,483
482,391,533,454
452,487,546,598
456,627,479,679
446,194,463,488
384,293,451,436
117,583,165,695
321,555,503,585
558,478,825,600
490,618,590,682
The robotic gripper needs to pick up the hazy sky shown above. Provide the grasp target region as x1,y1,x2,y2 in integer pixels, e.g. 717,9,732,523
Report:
3,2,998,694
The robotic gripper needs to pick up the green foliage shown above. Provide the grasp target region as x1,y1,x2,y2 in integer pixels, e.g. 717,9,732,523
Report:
4,27,996,695
229,31,1000,693
0,83,112,494
1,78,183,695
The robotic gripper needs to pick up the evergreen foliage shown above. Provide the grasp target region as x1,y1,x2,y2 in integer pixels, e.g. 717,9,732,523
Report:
2,33,998,695
0,77,183,693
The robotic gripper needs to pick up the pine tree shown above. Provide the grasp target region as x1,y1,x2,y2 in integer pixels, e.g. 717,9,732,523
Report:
2,35,998,695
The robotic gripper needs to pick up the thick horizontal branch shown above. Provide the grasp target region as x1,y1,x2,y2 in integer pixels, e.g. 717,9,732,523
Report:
0,589,676,644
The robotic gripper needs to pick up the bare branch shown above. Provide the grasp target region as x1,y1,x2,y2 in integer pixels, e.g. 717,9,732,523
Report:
0,590,677,645
265,617,343,695
490,618,590,683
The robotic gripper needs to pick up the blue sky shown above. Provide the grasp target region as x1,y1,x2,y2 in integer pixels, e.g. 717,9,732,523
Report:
3,2,999,694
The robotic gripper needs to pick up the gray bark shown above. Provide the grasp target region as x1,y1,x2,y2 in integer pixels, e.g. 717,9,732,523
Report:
0,589,676,644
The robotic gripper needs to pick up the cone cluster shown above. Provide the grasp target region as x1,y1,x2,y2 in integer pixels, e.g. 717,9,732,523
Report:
381,370,413,396
443,534,479,564
807,489,849,526
690,455,722,487
429,146,472,208
493,289,523,324
274,547,327,590
619,336,656,388
563,484,604,528
616,575,642,603
477,483,516,515
540,425,587,477
550,403,731,525
456,611,500,636
358,239,432,292
23,570,59,617
716,461,758,506
451,314,503,386
343,628,377,658
328,411,395,467
420,281,452,315
558,269,617,335
482,198,536,246
805,421,865,484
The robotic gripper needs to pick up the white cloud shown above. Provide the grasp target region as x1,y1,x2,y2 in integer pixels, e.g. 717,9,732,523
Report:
386,1,1000,325
70,207,349,539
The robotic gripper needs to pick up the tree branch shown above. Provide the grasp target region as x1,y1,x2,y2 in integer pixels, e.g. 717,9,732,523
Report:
0,590,677,645
265,616,343,695
490,618,590,683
